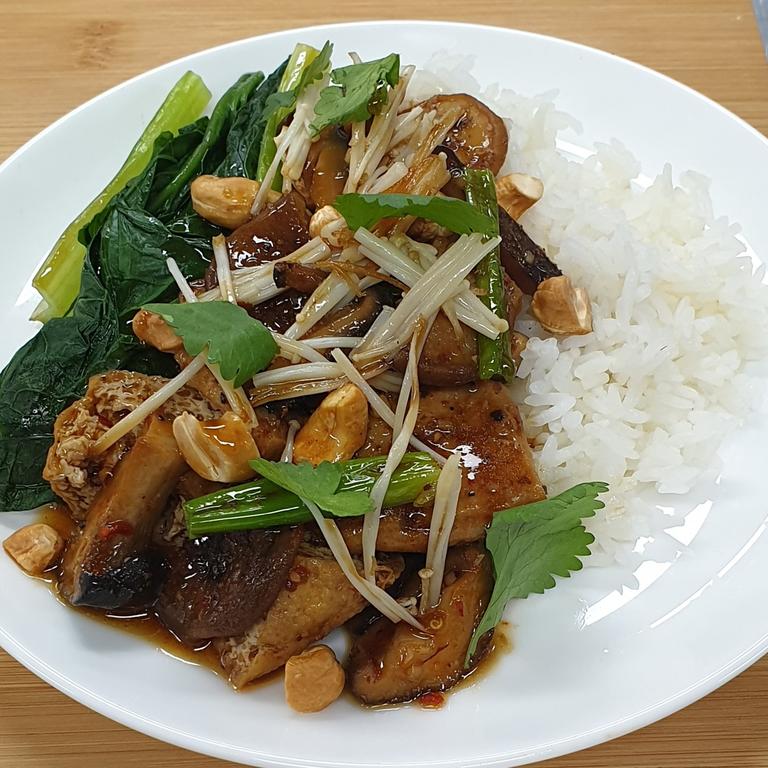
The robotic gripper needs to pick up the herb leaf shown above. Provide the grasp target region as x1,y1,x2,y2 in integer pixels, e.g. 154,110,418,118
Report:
334,193,495,235
467,482,609,661
250,458,373,518
142,302,277,387
311,53,400,135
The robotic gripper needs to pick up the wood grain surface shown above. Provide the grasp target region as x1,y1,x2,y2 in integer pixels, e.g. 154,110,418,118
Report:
1,1,767,766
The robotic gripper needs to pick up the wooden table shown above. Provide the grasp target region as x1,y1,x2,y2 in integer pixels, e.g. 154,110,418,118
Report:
1,1,767,766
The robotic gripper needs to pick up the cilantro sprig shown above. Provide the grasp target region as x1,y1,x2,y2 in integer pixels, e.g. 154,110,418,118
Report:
250,458,374,518
142,301,278,387
467,482,609,662
334,193,495,235
311,53,400,135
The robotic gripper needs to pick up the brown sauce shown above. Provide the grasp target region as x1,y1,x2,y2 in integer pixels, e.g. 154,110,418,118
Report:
32,507,514,705
33,506,282,690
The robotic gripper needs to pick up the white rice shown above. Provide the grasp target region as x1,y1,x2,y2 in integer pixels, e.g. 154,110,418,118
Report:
408,56,768,559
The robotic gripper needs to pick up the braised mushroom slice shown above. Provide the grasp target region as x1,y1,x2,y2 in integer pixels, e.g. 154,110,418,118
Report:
155,526,302,644
59,417,187,610
215,548,403,687
391,312,478,386
272,262,327,294
498,207,562,295
305,287,386,339
339,381,545,553
300,126,349,209
347,543,494,705
420,94,509,176
226,191,311,269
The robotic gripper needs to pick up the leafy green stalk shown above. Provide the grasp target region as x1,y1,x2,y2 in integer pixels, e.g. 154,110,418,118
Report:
215,60,287,179
256,43,322,188
148,71,264,214
464,169,514,381
184,452,440,537
334,192,495,234
466,482,609,663
31,71,211,322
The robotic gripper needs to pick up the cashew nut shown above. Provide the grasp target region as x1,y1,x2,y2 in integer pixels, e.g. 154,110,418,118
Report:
132,309,183,352
308,205,355,249
4,523,65,575
292,383,369,465
190,175,279,230
531,275,593,335
172,411,259,482
496,173,544,220
284,645,345,713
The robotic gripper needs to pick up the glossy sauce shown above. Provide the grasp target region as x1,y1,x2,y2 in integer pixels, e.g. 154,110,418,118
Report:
33,507,514,704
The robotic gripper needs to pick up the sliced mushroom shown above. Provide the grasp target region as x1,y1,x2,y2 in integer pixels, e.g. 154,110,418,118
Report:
301,127,349,209
531,275,593,335
347,543,494,705
498,207,562,295
496,173,544,220
391,312,478,386
173,411,260,482
155,526,302,644
306,287,384,339
59,417,187,610
419,94,508,176
215,548,403,687
226,191,311,269
273,262,327,294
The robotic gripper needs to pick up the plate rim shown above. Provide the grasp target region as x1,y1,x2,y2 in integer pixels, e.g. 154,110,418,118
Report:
1,19,767,768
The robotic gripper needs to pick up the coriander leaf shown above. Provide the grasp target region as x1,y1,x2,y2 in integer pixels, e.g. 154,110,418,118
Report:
466,482,609,662
142,302,277,387
250,458,373,518
334,193,495,235
310,53,400,135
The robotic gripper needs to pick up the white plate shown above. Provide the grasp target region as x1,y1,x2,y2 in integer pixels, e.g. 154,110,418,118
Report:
1,20,768,768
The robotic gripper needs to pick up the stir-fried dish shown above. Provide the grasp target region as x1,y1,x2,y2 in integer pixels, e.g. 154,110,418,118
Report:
0,43,607,712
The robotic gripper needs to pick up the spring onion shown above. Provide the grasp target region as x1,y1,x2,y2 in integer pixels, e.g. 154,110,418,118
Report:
183,451,440,537
464,169,515,381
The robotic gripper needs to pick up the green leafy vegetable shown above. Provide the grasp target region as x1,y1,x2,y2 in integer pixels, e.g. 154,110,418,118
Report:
257,42,333,187
465,169,514,382
310,53,400,135
184,452,439,537
466,482,609,662
216,60,287,179
142,302,277,386
250,458,373,518
0,65,280,510
149,72,265,215
334,193,495,235
31,71,211,322
0,262,122,510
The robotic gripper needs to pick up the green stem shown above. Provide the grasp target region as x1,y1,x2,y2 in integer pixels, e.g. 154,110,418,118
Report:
464,169,514,381
31,71,211,322
184,451,440,537
256,43,320,190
